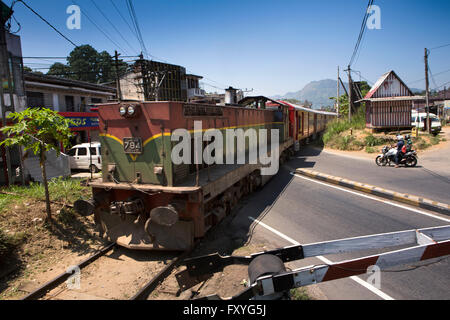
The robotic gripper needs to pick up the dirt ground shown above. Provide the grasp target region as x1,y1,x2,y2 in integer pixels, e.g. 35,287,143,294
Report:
0,168,337,301
1,195,317,300
0,200,108,300
43,247,176,300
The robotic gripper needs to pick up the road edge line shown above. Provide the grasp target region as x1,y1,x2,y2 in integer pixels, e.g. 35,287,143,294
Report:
295,169,450,216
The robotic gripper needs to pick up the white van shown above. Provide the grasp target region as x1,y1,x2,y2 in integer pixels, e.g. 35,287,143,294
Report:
68,142,102,173
411,112,441,135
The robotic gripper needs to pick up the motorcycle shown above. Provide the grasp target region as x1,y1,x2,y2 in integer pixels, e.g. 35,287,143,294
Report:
376,146,418,167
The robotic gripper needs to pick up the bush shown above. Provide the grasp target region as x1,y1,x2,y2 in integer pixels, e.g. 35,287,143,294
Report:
365,146,377,153
365,135,384,147
323,106,366,146
335,135,355,150
429,135,441,146
415,137,431,150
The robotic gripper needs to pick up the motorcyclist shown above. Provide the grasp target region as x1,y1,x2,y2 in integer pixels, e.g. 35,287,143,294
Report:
395,135,405,168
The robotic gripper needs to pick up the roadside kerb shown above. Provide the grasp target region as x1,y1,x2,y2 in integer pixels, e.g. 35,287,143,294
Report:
295,168,450,216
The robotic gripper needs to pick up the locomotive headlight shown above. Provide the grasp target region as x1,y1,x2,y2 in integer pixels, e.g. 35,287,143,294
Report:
127,105,136,116
119,106,127,116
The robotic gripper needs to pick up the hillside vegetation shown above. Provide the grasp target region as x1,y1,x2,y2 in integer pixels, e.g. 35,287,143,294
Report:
321,106,446,153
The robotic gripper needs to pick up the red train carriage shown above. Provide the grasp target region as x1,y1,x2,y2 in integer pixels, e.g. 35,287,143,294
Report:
268,100,337,144
75,99,295,251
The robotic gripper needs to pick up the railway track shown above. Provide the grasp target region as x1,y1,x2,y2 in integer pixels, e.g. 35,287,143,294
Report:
21,243,115,300
20,242,195,301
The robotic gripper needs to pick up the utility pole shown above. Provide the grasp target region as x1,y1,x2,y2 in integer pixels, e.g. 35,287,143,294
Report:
424,48,431,134
337,66,340,117
0,4,14,186
114,50,122,102
138,53,149,101
347,65,353,121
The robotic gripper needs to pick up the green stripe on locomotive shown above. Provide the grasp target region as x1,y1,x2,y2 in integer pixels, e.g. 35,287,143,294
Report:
100,121,286,187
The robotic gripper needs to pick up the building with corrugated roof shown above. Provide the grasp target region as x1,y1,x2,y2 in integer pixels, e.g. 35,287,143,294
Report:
358,70,421,131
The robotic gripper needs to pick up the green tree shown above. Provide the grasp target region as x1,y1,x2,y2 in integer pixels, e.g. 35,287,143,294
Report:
358,81,371,98
68,45,100,83
47,62,71,78
46,45,129,84
0,108,74,221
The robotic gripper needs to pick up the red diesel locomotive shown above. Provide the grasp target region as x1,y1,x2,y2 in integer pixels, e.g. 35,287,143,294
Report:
75,97,336,251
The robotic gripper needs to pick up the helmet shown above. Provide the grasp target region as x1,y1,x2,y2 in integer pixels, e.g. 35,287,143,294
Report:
405,134,411,140
396,135,404,141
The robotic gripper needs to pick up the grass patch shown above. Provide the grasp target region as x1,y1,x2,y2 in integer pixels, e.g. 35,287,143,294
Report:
428,135,441,146
364,135,385,147
323,107,366,144
415,137,431,150
0,177,89,214
290,288,311,300
56,207,77,225
365,146,377,154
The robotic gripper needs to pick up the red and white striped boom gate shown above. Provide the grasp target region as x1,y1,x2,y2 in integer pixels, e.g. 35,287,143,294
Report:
177,225,450,300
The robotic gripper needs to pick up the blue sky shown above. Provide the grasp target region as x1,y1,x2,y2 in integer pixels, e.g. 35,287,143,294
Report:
5,0,450,95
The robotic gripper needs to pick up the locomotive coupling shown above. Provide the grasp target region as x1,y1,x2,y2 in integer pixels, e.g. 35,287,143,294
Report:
110,198,145,216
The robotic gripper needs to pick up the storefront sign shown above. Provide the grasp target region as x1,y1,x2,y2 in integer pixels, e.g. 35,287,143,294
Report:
59,112,99,130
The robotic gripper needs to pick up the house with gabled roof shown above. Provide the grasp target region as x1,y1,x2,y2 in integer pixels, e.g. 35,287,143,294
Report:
358,70,423,131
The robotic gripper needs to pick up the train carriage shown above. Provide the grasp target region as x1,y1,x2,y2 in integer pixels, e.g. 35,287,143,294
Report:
275,100,337,143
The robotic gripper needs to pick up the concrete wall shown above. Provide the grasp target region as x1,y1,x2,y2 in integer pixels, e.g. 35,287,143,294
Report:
120,72,143,101
24,88,108,112
23,150,71,182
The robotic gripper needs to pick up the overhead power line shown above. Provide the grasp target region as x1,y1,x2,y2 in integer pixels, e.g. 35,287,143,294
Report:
428,65,439,90
350,70,374,85
89,0,138,55
110,0,139,42
408,67,450,85
126,0,149,58
436,80,450,89
18,0,78,47
430,43,450,51
71,0,129,54
348,0,374,67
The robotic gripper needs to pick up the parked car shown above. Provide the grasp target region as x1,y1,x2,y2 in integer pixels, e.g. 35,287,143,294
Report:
411,112,441,135
67,142,102,173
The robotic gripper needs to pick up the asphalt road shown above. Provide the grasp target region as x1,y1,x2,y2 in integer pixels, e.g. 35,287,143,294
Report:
290,145,450,205
230,163,450,300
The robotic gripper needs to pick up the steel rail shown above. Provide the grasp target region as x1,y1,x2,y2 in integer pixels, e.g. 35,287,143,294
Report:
21,243,115,300
131,246,196,301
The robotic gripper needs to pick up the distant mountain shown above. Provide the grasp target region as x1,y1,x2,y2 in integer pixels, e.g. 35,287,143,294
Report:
272,79,349,109
272,80,425,109
411,88,424,95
